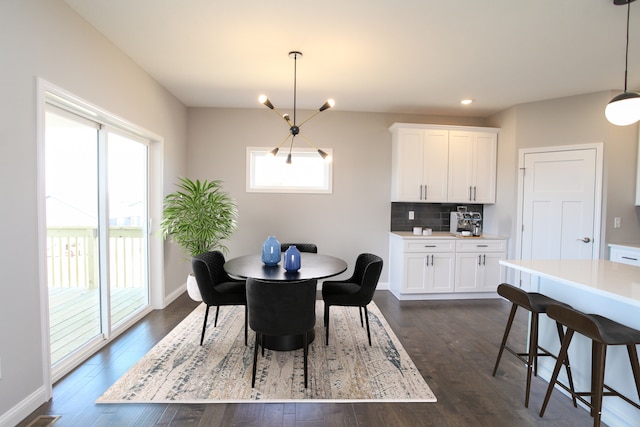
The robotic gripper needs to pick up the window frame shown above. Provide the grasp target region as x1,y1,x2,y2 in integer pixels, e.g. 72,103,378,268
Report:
246,146,333,194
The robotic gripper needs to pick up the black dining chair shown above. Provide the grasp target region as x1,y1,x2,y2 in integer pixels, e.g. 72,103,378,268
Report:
280,243,318,253
246,278,317,388
192,251,247,346
321,253,383,346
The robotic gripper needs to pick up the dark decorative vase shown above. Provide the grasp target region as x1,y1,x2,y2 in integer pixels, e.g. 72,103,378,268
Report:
261,236,281,266
283,245,301,272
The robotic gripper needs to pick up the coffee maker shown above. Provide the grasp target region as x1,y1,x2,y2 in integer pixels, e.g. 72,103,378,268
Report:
450,207,482,236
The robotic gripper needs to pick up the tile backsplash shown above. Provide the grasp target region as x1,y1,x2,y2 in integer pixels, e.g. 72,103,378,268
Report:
390,202,484,232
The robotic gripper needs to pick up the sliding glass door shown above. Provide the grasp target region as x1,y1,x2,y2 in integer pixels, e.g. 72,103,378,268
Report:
45,106,150,378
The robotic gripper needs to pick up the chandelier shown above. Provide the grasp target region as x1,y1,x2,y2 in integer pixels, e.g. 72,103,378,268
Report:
259,51,334,164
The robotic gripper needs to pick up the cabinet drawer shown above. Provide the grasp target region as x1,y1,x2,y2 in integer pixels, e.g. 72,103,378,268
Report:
404,239,455,253
455,239,506,253
610,248,640,266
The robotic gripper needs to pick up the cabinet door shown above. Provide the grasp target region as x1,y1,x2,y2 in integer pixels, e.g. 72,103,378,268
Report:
422,129,449,202
447,131,497,203
479,252,504,292
392,129,424,201
455,252,504,292
472,133,497,203
404,254,428,293
425,253,455,292
454,252,482,292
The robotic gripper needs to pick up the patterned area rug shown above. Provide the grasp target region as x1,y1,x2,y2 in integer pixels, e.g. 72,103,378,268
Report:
97,301,436,403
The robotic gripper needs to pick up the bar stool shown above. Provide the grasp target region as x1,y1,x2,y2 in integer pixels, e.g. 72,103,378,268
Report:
493,283,577,408
540,304,640,427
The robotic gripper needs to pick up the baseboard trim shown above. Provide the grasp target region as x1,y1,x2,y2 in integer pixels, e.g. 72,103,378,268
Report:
0,385,49,427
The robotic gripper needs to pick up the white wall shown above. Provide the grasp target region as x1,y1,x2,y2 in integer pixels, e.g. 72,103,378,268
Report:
186,108,487,282
0,1,188,424
487,91,640,260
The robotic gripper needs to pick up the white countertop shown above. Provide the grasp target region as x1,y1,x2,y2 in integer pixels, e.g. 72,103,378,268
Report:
390,231,507,240
500,259,640,304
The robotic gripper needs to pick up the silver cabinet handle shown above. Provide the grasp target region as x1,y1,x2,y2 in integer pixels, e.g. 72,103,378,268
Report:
478,255,482,266
622,256,638,261
431,255,434,265
577,237,591,243
483,254,486,265
424,185,427,200
425,255,429,267
469,186,472,201
473,186,477,201
419,185,423,200
424,245,436,248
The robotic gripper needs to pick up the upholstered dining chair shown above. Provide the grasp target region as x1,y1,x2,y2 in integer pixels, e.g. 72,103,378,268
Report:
246,278,317,388
280,243,318,253
321,253,383,346
192,251,247,346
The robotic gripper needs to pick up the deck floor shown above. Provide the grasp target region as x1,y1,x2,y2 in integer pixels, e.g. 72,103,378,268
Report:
49,287,147,365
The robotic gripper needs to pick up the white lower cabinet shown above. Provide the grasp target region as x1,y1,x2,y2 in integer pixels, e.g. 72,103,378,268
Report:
389,233,507,299
405,252,455,293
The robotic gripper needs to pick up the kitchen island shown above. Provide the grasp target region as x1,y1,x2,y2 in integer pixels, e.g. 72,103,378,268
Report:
500,259,640,427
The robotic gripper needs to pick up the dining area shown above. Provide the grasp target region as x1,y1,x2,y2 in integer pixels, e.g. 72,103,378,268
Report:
190,237,384,389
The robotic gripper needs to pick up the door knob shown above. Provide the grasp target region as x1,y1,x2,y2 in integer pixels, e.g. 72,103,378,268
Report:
577,237,591,243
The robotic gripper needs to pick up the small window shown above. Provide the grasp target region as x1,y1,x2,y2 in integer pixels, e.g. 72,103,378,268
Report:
247,147,333,194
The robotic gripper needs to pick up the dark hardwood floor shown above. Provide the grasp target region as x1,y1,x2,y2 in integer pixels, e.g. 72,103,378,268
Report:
18,291,598,426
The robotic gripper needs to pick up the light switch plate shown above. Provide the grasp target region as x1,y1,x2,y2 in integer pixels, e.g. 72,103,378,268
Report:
408,211,414,220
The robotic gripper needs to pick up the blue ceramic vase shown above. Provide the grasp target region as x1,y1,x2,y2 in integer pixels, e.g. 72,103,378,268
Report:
283,245,301,272
261,236,281,266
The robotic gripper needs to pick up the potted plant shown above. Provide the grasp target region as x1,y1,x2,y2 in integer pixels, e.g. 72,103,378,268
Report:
160,177,238,301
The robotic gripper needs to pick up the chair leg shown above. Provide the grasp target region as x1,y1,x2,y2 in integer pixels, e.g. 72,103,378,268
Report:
540,329,574,418
493,304,518,376
364,305,371,346
200,305,210,346
244,305,248,346
359,306,364,327
252,333,259,388
303,331,309,388
325,305,330,345
214,306,220,327
555,321,578,408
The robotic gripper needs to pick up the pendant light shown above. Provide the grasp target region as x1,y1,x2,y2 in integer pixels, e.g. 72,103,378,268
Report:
259,51,334,164
605,0,640,126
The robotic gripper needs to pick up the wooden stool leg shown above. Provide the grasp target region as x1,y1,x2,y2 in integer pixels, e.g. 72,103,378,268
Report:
525,313,538,407
628,344,640,401
555,321,578,407
540,329,574,417
493,304,518,376
591,342,607,427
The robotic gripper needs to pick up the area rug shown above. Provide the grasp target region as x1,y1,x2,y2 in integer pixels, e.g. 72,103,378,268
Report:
97,301,436,403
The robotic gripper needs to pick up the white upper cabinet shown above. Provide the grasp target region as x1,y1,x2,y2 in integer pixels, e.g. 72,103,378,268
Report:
448,130,497,203
390,126,448,202
390,123,498,204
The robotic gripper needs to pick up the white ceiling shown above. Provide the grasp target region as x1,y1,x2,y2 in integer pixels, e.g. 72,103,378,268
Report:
64,0,640,117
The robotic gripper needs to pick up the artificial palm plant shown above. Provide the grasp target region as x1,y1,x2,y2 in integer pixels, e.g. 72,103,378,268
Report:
160,177,238,301
161,177,238,257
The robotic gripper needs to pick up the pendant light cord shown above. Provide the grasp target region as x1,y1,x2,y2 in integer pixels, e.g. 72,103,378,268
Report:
624,0,631,92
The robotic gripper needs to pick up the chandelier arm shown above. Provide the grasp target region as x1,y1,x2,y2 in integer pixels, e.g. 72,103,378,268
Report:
298,132,320,150
297,109,324,128
266,105,294,126
286,135,296,164
276,133,292,149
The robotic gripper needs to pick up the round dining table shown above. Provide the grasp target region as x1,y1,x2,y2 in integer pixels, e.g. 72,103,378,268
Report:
224,253,347,281
224,253,348,351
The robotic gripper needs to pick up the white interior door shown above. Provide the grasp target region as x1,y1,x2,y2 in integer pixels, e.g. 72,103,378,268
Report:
518,145,602,270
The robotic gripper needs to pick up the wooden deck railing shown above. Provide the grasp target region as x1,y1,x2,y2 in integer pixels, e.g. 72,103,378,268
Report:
47,226,145,289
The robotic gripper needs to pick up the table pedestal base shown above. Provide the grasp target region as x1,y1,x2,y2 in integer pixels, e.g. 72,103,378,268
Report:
262,330,316,351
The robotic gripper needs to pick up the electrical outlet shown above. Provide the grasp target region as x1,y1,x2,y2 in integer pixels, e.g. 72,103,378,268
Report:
614,217,621,228
408,211,414,220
